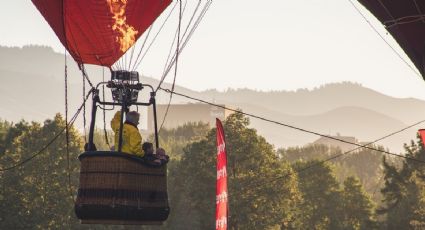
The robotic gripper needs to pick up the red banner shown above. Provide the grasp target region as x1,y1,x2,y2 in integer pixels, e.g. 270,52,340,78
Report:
216,119,228,230
419,129,425,148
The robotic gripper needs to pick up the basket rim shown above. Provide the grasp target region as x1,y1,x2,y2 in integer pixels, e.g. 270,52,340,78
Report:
79,151,164,168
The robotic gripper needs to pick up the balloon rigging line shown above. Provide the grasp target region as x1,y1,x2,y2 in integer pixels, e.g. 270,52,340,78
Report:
158,0,210,86
347,0,422,78
156,0,212,134
131,1,181,71
64,50,73,201
160,88,425,195
161,0,190,77
128,24,154,71
82,71,87,142
102,67,111,149
384,14,425,28
413,0,425,24
155,0,212,92
158,0,183,134
0,90,93,172
240,118,425,191
162,0,202,77
127,40,137,70
160,87,425,164
130,1,179,72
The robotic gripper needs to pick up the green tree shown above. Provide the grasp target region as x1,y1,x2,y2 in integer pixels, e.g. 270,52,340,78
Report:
0,114,84,229
0,120,31,156
278,144,341,163
378,137,425,229
294,160,343,229
341,176,377,229
156,122,210,230
279,144,386,204
177,113,301,229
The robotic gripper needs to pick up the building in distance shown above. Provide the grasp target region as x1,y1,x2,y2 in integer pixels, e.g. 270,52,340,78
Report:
313,133,369,152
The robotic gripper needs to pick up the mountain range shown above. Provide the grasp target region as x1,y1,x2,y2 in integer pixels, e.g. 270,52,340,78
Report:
1,45,424,152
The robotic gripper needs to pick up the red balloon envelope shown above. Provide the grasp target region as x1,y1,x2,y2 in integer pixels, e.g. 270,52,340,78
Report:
357,0,425,78
32,0,172,67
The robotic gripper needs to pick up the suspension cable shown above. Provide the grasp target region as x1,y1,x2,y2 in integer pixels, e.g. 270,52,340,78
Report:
131,1,179,71
82,70,87,142
102,67,111,149
161,0,190,77
158,0,183,133
64,50,73,200
347,0,422,78
155,0,212,92
161,0,199,77
0,90,93,172
240,117,425,191
129,24,154,71
159,87,425,164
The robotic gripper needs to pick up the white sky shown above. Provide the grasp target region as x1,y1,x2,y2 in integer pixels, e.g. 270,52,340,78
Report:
2,0,425,99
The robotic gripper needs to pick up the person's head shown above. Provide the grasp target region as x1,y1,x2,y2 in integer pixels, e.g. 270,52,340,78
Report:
126,111,140,126
156,148,166,156
142,142,154,154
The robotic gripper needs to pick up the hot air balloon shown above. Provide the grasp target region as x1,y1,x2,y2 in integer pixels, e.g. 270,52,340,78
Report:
31,0,211,225
357,1,425,152
32,0,172,67
357,0,425,78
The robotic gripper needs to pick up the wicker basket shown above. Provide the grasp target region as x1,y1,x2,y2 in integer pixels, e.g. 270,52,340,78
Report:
75,151,169,225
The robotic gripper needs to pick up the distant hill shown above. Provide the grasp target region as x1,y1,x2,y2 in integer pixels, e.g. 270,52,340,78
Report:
201,83,425,124
0,45,423,152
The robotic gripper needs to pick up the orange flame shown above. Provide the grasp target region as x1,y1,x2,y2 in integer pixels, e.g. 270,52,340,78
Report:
107,0,138,52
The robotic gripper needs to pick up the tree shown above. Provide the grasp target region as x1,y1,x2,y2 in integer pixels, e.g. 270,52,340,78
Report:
341,176,377,229
176,113,301,229
378,137,425,229
278,144,341,163
294,160,344,229
0,119,31,156
0,114,84,229
279,144,386,204
156,122,210,230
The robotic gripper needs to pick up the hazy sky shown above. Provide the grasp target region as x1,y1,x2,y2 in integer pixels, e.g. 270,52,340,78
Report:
2,0,425,99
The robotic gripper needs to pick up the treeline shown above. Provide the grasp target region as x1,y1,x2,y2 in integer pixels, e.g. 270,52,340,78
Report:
1,113,425,229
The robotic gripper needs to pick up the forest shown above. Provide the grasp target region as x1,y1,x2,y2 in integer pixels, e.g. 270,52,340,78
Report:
1,112,425,229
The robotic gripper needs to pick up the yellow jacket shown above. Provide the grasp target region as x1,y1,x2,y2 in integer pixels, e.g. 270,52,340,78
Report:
111,111,144,157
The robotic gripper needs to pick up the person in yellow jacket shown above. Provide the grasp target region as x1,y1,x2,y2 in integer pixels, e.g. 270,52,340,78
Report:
111,110,144,157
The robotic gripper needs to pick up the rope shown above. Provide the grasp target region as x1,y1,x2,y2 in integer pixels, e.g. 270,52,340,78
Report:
155,0,212,92
413,0,425,23
131,1,179,71
161,0,196,78
127,43,136,70
130,25,153,71
160,87,425,164
78,65,96,144
82,71,87,142
160,1,189,77
155,0,206,91
62,3,75,206
102,67,111,149
80,64,95,88
235,118,425,195
0,90,93,172
384,14,425,28
347,0,422,78
64,51,73,200
158,0,183,133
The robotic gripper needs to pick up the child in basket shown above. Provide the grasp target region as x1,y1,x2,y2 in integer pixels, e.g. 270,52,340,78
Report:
142,142,169,166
